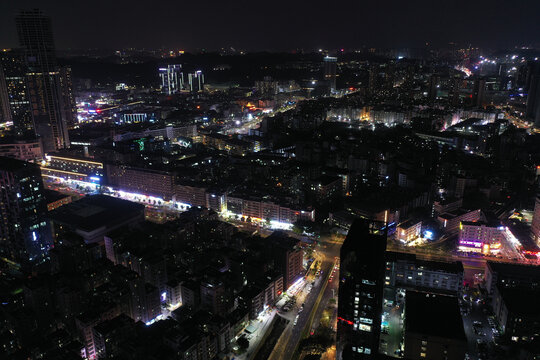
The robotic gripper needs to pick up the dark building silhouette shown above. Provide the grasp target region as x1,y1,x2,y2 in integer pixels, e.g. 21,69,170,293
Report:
525,61,540,128
472,77,486,107
0,157,53,266
16,9,72,152
337,219,387,359
428,75,439,102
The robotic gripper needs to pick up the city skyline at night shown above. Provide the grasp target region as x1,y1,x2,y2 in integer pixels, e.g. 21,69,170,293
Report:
0,4,540,360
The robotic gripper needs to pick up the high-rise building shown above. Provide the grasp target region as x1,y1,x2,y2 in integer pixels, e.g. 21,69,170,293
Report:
531,195,540,245
525,61,540,128
0,49,33,134
324,56,337,91
337,219,387,360
472,77,486,107
0,157,53,266
188,70,204,92
16,9,72,152
159,64,183,95
428,75,439,102
450,75,461,106
266,231,304,290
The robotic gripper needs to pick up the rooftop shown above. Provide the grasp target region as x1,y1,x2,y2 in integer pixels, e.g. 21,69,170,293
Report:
49,194,144,233
405,290,466,340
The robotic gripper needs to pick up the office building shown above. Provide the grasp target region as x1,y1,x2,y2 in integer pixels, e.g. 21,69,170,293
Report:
337,219,387,360
532,195,540,245
159,64,183,95
0,157,53,266
0,49,32,133
324,56,337,91
188,70,204,92
525,61,540,128
16,9,73,152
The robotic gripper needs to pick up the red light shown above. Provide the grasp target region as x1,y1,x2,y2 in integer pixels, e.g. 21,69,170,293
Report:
338,317,354,325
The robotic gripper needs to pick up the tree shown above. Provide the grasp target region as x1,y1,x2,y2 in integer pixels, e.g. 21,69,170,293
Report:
237,337,249,350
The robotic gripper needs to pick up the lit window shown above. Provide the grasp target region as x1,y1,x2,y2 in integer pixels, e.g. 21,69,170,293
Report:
420,353,426,357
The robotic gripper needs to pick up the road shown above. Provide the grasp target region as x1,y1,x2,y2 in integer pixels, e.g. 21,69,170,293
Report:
268,238,341,360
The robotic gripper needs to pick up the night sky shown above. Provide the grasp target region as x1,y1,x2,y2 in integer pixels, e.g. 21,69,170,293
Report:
1,0,539,51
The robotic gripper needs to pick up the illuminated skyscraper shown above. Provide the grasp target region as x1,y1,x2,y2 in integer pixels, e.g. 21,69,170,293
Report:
159,64,184,95
188,70,204,92
324,56,337,91
16,9,72,152
0,49,32,134
337,219,387,359
0,157,53,267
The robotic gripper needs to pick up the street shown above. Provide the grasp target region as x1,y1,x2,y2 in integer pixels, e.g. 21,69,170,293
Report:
268,238,341,360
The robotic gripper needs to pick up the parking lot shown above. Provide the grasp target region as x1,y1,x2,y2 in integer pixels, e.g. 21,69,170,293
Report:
379,287,405,357
460,289,502,359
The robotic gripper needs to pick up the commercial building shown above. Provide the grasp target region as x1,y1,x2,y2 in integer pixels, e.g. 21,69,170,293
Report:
49,194,145,243
159,64,183,95
337,220,387,359
16,9,73,152
0,157,53,266
396,219,422,243
403,291,467,360
43,189,72,211
226,194,315,224
106,164,176,200
458,221,504,254
41,154,104,183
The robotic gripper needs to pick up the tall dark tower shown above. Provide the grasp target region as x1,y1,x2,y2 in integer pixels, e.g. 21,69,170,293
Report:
324,56,337,92
472,77,486,108
16,9,71,152
337,219,387,359
525,61,540,128
428,74,439,102
450,75,461,107
0,157,53,268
